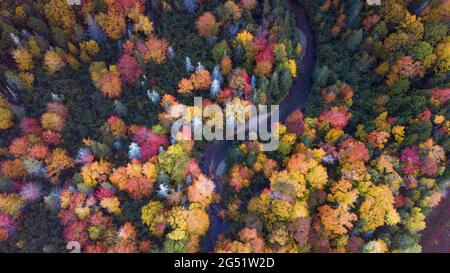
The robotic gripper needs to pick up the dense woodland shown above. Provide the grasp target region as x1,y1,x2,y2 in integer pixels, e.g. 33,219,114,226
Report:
0,0,448,253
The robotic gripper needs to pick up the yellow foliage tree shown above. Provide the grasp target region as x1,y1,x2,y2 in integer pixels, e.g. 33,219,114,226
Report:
0,193,24,216
89,61,108,89
392,125,405,143
141,201,166,237
435,36,450,76
28,36,41,57
45,148,75,183
359,185,400,232
327,179,359,207
19,72,35,89
96,11,126,40
79,40,100,63
44,51,66,75
404,207,426,233
100,196,122,215
44,0,76,30
305,165,328,190
325,128,344,145
11,48,34,71
81,160,113,187
0,98,13,130
235,31,254,48
270,170,307,199
41,112,65,132
186,205,210,236
287,59,297,77
130,12,153,35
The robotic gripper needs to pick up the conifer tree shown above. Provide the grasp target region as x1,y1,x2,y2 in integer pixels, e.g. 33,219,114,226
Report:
182,0,198,13
87,15,107,44
185,57,194,74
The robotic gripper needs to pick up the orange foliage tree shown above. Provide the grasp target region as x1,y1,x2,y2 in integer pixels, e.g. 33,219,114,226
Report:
45,148,75,183
318,205,357,235
196,12,219,39
100,71,123,98
187,174,215,207
191,69,212,90
142,36,169,64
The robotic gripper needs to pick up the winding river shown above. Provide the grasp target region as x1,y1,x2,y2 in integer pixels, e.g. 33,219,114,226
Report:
200,0,317,252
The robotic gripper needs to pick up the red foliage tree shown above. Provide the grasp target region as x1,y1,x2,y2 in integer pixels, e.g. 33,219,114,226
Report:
319,107,351,129
100,72,122,98
338,138,370,163
133,127,169,161
19,118,42,135
400,146,420,174
126,177,153,199
117,53,143,84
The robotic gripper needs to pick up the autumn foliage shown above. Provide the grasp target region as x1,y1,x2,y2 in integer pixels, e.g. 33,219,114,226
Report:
196,12,218,39
0,0,447,254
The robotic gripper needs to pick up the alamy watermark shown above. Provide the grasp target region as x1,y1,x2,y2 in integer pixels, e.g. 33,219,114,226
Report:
366,0,382,5
67,0,81,5
169,97,280,151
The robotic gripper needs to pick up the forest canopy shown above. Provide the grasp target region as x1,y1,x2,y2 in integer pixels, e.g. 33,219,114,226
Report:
0,0,448,253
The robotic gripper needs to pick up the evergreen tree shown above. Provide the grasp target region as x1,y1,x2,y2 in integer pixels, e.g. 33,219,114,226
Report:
87,15,106,44
233,43,244,64
167,46,175,59
263,0,271,17
227,23,240,39
90,140,112,158
147,90,160,104
258,76,269,91
113,100,128,117
128,142,141,160
268,72,280,100
347,29,363,52
212,65,223,83
185,57,194,74
313,65,332,88
280,69,293,94
282,11,292,39
182,0,198,13
212,39,231,62
251,75,257,90
210,79,220,99
196,62,205,71
346,0,363,29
